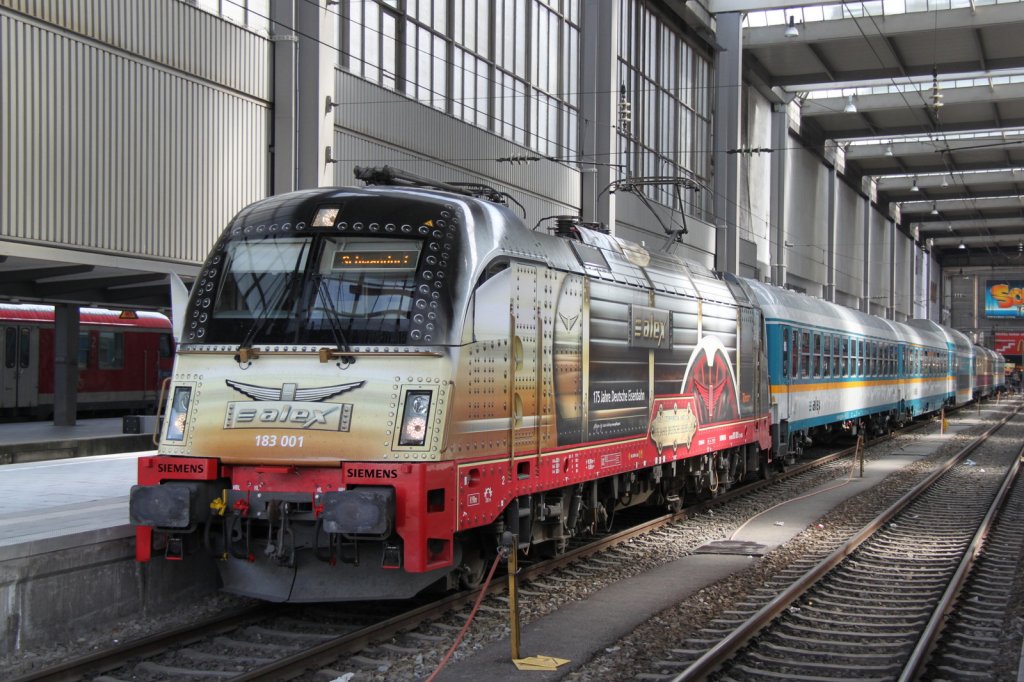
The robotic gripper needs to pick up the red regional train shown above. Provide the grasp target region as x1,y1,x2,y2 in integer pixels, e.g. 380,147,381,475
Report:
0,304,174,419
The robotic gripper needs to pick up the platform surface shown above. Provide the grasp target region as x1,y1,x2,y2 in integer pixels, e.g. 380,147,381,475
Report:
0,417,128,445
0,450,150,560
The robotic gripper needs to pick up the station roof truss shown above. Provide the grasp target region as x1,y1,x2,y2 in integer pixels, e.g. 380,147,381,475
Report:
739,0,1024,269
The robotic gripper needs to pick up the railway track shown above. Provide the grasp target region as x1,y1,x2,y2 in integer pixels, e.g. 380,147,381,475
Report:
9,428,886,682
659,401,1024,681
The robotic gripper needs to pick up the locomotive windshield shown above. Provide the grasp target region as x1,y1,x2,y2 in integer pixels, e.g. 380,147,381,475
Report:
202,234,426,345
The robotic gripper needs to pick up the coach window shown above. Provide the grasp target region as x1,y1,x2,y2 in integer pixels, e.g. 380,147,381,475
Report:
98,332,124,370
159,334,173,359
856,339,863,376
801,331,810,378
77,332,91,368
3,328,13,369
781,328,789,379
827,333,835,376
18,328,30,369
813,333,821,377
819,329,827,376
791,328,799,377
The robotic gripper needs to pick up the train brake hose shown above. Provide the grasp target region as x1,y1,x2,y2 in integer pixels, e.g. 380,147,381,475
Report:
426,547,509,682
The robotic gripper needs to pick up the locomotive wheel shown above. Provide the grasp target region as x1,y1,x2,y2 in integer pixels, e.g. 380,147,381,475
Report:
457,540,487,589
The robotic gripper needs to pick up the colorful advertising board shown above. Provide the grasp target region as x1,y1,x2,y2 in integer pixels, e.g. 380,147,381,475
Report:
985,281,1024,318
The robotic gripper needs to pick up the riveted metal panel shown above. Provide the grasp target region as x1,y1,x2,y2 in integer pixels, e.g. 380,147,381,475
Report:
1,7,271,264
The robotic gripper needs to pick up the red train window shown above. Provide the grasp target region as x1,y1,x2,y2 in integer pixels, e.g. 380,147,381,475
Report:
98,332,124,370
18,328,29,369
4,328,15,369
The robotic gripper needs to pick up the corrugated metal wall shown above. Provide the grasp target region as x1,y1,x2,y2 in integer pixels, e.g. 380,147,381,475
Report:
333,70,580,225
1,0,271,265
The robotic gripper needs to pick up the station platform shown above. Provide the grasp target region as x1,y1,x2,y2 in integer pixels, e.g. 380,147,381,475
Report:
0,444,219,657
0,416,156,464
0,450,147,561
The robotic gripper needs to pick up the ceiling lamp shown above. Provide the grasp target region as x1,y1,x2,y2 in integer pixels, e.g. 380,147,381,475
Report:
930,67,944,110
931,202,939,215
911,176,919,192
843,94,857,113
958,240,966,250
941,175,950,188
785,16,799,38
885,145,894,157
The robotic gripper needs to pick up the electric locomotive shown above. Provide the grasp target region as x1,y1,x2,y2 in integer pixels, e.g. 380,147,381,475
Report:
130,168,773,602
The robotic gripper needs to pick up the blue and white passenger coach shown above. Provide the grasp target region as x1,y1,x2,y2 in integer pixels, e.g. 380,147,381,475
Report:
908,319,975,406
739,280,953,462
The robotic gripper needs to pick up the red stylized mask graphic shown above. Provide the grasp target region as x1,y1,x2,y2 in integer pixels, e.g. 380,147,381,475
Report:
683,347,739,424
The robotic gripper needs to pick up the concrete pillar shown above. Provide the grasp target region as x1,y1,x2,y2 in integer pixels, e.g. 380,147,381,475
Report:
770,106,788,287
271,0,298,194
296,0,339,189
52,304,79,426
824,166,837,303
713,12,742,276
909,242,917,320
861,196,871,314
579,1,618,233
888,220,897,319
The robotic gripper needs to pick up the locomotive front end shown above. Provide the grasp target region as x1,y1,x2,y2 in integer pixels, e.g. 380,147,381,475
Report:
130,187,473,601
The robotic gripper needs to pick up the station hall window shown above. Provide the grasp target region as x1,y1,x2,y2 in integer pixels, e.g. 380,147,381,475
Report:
342,0,580,159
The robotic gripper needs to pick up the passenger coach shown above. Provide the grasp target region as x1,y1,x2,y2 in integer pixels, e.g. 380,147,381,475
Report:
739,280,952,462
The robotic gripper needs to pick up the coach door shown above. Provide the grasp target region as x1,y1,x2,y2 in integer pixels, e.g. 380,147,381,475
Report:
0,325,39,410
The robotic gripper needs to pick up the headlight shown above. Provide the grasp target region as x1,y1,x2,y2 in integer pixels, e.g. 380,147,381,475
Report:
398,390,432,446
165,386,192,442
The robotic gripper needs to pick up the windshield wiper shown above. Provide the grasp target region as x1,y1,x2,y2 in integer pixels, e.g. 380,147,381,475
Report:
236,243,310,361
236,276,289,363
312,274,355,364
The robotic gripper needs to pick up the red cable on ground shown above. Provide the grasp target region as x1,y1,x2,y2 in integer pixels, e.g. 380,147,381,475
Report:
426,548,508,682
